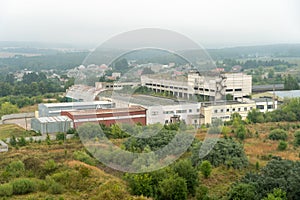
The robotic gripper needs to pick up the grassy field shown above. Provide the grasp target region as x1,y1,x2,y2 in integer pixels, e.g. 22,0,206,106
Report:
0,124,26,140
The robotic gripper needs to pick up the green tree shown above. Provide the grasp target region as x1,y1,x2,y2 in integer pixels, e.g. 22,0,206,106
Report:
227,183,256,200
0,102,19,116
247,109,264,123
172,159,198,195
284,74,299,90
200,160,212,178
159,175,188,200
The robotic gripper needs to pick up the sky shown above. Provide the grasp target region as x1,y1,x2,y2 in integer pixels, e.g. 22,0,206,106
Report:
0,0,300,48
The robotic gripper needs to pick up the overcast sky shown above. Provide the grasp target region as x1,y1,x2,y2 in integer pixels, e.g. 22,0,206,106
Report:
0,0,299,48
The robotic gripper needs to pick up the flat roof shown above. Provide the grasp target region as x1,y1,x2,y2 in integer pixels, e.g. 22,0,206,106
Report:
41,101,113,108
63,106,146,116
37,116,72,123
110,94,199,106
267,90,300,99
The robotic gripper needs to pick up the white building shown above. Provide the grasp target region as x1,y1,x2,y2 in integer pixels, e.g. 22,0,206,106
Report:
200,98,277,124
102,94,201,126
141,71,252,100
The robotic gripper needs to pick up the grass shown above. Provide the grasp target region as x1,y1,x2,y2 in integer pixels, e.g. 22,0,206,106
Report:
19,104,38,113
0,139,149,200
0,124,26,140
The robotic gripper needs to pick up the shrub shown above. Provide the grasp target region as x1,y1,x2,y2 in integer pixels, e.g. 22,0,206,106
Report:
268,129,288,141
278,141,288,151
200,161,212,178
0,183,13,197
56,132,65,141
12,178,36,194
18,136,27,146
159,175,188,200
49,181,64,194
73,151,96,166
195,185,209,200
294,130,300,146
5,160,25,178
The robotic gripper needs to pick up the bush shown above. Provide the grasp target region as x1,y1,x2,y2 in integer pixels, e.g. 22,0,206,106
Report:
73,151,96,166
49,181,64,194
5,160,25,178
0,183,13,197
159,175,188,200
200,161,212,178
56,132,65,141
191,138,248,169
294,130,300,146
12,178,36,194
268,129,288,141
195,185,209,200
278,141,288,151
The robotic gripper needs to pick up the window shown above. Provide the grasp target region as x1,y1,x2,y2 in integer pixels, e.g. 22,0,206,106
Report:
151,111,159,115
176,110,187,114
256,105,264,110
194,120,198,123
227,108,230,112
235,88,242,91
238,108,241,111
232,108,236,112
244,107,247,111
165,120,168,124
163,111,174,114
250,107,253,110
197,109,200,112
189,109,192,113
267,105,273,109
220,109,224,112
226,89,233,92
214,110,218,113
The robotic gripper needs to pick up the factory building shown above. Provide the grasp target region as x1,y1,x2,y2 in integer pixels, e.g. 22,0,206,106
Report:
102,94,201,126
31,116,73,134
141,71,252,100
38,101,115,117
200,98,277,124
61,106,147,128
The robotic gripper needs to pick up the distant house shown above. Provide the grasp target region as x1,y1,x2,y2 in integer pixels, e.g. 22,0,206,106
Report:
232,65,242,72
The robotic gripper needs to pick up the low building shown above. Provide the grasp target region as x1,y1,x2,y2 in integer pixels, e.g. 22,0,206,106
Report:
200,98,277,124
103,94,201,126
38,101,115,117
61,106,147,128
31,116,73,134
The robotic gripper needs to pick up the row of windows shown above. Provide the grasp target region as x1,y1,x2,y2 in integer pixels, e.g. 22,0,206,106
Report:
256,105,273,110
226,88,242,92
214,107,253,113
194,87,215,92
155,108,201,115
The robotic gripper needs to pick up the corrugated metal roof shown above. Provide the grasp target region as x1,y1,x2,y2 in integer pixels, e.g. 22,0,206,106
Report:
37,116,72,123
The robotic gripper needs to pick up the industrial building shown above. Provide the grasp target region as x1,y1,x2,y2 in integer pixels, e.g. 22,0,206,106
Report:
61,106,147,128
102,94,201,126
31,116,73,134
141,71,252,100
38,101,115,117
200,98,277,124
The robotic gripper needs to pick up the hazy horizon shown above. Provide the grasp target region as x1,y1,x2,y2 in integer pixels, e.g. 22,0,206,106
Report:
1,0,300,49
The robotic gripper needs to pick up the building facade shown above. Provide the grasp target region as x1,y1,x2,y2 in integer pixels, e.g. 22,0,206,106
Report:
61,106,147,128
31,116,73,134
38,101,115,117
141,71,252,100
